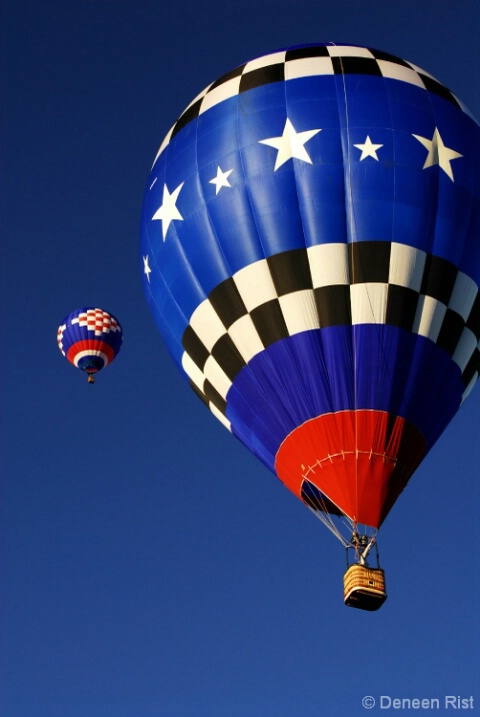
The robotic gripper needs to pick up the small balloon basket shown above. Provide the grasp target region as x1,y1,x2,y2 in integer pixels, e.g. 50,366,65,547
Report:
343,564,387,611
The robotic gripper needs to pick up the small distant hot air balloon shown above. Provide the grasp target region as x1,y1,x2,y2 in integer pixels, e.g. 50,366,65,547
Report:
57,307,123,383
140,43,480,609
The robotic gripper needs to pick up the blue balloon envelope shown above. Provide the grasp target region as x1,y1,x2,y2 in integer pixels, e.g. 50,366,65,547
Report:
140,44,480,539
57,307,123,383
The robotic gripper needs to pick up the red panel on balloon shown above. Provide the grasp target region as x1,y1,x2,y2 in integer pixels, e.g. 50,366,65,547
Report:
66,339,116,365
274,411,427,528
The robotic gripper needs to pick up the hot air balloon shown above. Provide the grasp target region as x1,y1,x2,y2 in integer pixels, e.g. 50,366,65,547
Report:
57,307,123,383
140,44,480,609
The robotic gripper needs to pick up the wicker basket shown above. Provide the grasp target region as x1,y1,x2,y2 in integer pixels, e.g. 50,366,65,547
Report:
344,564,387,611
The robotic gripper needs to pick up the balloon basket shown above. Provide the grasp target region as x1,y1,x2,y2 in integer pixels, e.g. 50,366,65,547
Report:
343,564,387,611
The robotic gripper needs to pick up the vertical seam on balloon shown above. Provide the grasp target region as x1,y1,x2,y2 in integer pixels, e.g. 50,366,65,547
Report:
279,66,320,429
337,56,359,529
370,64,403,470
236,85,267,267
330,55,357,538
232,86,295,445
421,78,441,277
193,113,236,294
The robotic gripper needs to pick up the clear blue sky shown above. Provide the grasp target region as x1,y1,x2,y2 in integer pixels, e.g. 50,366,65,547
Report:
1,1,479,716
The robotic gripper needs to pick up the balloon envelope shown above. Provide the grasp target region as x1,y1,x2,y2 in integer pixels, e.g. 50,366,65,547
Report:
140,44,480,532
57,307,123,380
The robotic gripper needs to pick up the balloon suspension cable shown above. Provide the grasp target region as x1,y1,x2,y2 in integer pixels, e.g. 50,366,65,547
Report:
302,489,352,547
302,478,380,551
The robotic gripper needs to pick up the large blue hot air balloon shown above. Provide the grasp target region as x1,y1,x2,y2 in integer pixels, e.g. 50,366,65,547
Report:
57,307,123,383
140,44,480,608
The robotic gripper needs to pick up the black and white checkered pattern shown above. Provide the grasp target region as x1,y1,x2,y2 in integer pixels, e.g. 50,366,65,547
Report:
181,242,480,429
154,45,467,163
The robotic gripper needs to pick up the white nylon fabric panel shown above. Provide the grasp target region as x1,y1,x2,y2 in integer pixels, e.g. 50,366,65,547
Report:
233,260,277,310
350,283,388,325
286,56,335,79
203,355,232,399
190,300,226,351
448,271,477,320
279,289,320,334
228,314,265,363
413,296,447,342
389,242,426,289
200,77,242,114
452,327,478,372
327,45,373,58
181,352,205,388
378,61,426,89
182,352,232,430
244,51,286,72
307,243,349,287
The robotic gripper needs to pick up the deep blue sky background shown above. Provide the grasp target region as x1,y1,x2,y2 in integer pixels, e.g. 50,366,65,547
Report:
1,1,479,716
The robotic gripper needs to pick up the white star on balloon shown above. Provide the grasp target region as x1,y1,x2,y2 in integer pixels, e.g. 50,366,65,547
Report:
152,182,184,240
412,128,462,182
143,255,151,283
209,166,233,194
354,135,383,161
259,118,322,170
